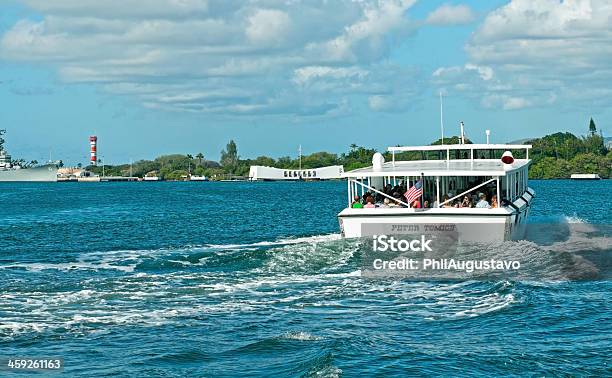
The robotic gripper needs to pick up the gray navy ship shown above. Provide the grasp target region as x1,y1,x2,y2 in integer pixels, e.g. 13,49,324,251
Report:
0,130,58,182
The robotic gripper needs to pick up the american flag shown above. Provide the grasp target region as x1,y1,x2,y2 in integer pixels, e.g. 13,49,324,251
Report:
404,180,423,205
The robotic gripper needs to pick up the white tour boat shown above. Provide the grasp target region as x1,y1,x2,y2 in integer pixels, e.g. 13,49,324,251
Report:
338,141,535,242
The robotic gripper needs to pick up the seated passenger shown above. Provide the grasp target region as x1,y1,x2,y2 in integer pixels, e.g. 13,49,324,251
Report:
460,195,472,208
351,195,363,208
364,196,375,208
491,194,498,208
362,191,371,203
380,198,391,208
423,200,430,208
442,194,453,208
411,199,421,208
475,193,491,209
392,192,406,207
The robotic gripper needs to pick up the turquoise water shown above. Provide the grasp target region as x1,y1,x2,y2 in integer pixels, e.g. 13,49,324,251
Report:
0,180,610,376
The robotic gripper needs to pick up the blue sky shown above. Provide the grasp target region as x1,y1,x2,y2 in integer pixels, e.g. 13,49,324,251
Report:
1,0,610,165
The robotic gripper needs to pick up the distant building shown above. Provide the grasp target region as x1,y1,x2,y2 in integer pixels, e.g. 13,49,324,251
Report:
144,171,160,181
57,167,101,182
249,165,344,181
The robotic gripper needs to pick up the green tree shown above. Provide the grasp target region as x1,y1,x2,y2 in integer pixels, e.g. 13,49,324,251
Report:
430,136,472,145
253,156,276,167
193,166,206,176
220,140,239,172
570,153,603,175
589,117,597,136
196,153,204,166
186,154,193,174
276,156,293,168
301,152,338,168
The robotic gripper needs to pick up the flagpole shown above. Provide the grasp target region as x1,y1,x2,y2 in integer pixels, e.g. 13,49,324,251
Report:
298,144,302,171
439,91,445,145
421,172,424,207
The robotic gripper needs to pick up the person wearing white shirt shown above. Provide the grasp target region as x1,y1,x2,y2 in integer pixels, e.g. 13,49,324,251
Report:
475,193,491,209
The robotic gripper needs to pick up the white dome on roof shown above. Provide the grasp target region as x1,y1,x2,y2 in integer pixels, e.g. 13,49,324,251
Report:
372,152,384,171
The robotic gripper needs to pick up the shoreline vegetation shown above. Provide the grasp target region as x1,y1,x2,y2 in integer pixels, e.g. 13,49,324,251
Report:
89,121,610,180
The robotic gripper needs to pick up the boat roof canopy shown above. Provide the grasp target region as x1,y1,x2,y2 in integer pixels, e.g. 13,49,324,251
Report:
388,144,532,153
342,159,530,178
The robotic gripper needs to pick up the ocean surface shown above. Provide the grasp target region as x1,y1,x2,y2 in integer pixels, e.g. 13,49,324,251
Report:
0,180,610,376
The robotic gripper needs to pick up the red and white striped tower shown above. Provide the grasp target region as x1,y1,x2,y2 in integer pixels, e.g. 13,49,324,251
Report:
89,136,98,166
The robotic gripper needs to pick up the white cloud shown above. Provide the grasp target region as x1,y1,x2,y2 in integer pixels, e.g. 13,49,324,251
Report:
433,0,612,110
245,9,290,46
314,0,416,62
20,0,211,19
292,66,368,86
426,4,476,25
481,94,530,110
1,0,423,117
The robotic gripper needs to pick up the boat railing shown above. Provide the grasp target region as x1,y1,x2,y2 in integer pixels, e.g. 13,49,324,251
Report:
388,144,532,167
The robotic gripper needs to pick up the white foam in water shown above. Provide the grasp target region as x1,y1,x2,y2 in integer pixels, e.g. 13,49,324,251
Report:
0,261,136,272
448,293,516,319
0,232,531,342
563,215,587,224
281,331,322,341
205,233,342,250
1,233,346,274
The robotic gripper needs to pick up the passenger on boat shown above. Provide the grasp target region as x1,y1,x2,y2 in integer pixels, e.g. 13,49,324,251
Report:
491,194,498,208
380,198,391,208
372,187,384,203
475,193,491,209
411,199,421,208
351,195,363,208
423,200,430,208
392,192,404,207
460,195,473,208
362,191,372,204
442,194,453,208
364,196,375,208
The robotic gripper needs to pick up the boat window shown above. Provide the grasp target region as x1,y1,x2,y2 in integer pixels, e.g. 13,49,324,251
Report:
515,172,519,196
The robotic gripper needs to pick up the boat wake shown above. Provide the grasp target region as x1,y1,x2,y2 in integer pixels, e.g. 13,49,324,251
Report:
0,223,609,341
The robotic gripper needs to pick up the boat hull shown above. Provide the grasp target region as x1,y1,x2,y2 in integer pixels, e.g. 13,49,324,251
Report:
0,164,58,182
338,189,534,242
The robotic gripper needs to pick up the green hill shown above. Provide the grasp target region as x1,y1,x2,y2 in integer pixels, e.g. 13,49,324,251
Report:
526,131,610,179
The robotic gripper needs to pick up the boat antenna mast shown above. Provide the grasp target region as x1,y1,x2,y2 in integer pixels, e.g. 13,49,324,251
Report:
0,129,5,153
460,121,465,145
439,92,445,145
